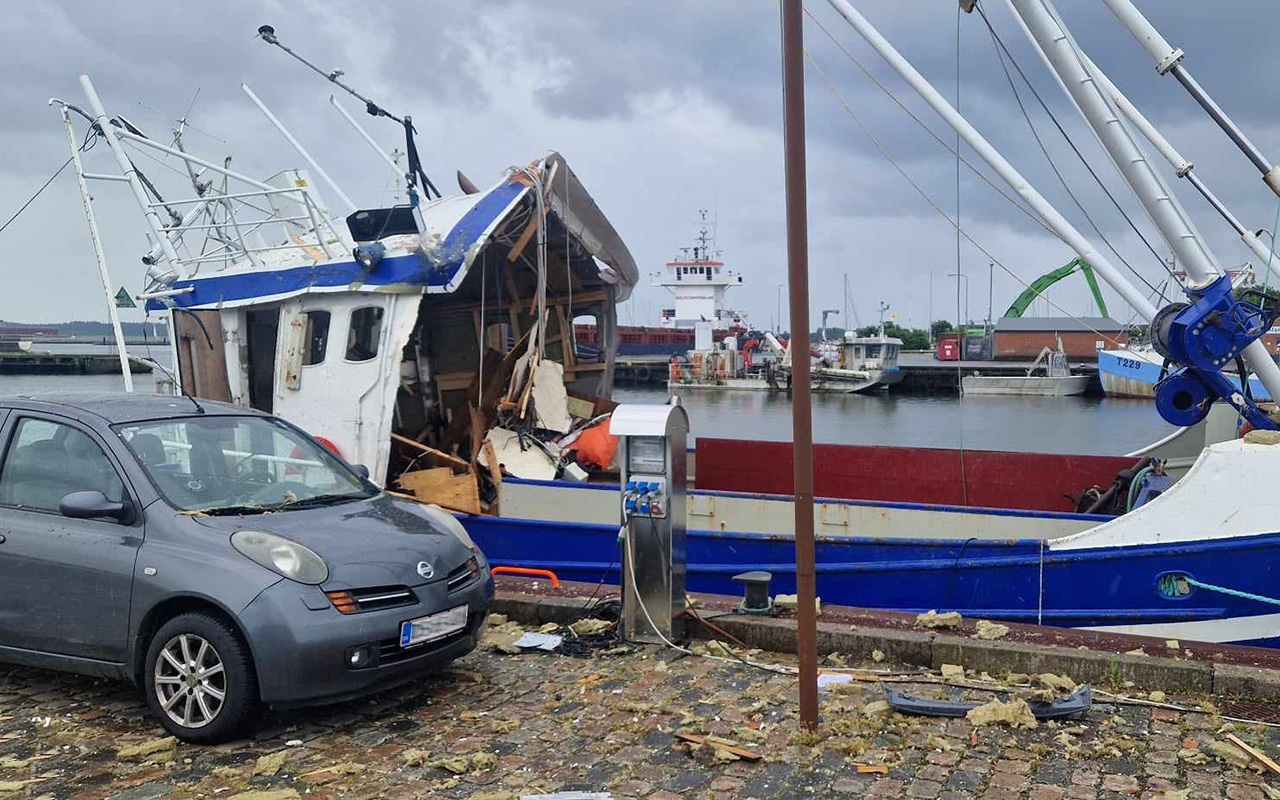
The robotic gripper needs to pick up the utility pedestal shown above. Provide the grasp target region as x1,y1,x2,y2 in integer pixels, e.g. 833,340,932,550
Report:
613,403,689,645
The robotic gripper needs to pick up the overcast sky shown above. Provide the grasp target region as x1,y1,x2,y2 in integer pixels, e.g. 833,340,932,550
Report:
4,1,1280,333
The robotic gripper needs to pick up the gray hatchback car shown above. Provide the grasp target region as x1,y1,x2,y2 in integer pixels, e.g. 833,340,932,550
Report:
0,394,493,742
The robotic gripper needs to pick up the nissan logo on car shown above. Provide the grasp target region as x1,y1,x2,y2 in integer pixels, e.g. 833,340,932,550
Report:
416,560,434,580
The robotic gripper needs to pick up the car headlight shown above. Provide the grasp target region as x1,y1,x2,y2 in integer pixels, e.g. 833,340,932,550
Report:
419,503,478,552
231,530,329,585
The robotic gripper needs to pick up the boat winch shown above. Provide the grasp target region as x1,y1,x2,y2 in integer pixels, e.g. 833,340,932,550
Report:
1150,274,1278,431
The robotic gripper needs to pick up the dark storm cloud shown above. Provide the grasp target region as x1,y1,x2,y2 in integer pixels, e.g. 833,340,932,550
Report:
2,1,1279,328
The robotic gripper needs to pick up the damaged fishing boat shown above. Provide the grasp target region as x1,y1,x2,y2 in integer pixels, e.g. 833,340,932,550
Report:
55,7,1280,651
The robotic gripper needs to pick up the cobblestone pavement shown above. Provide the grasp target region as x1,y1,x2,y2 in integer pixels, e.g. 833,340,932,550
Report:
1,623,1279,799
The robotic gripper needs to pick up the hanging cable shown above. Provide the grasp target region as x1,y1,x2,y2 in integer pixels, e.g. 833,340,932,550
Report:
0,124,101,237
803,7,1057,241
805,49,1128,349
973,3,1176,287
979,5,1167,303
0,158,71,237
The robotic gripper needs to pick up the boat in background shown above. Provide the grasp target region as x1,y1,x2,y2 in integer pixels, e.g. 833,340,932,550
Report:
1099,345,1271,400
668,325,901,392
963,340,1089,397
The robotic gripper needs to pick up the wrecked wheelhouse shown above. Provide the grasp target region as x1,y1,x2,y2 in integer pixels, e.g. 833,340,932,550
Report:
68,75,637,495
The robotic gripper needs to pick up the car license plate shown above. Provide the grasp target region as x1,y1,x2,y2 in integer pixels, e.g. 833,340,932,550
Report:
400,605,468,648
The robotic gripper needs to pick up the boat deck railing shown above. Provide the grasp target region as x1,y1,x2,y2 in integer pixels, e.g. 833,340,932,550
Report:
150,184,348,276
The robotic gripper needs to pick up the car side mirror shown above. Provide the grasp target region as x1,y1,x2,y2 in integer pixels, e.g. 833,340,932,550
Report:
59,491,134,524
352,464,370,479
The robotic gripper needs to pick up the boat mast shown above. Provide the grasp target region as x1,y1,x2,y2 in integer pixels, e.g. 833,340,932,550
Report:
1011,8,1280,282
53,101,133,392
822,0,1158,323
1008,0,1280,401
242,84,358,215
79,75,183,273
1102,0,1280,201
1072,50,1280,282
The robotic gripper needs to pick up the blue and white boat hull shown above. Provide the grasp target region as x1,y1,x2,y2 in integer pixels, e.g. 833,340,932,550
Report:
465,438,1280,647
1099,348,1270,400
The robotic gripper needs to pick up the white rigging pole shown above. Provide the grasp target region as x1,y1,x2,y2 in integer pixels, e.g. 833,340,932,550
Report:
54,101,133,392
79,75,183,273
1009,0,1280,402
822,0,1157,321
1102,0,1280,200
996,4,1280,284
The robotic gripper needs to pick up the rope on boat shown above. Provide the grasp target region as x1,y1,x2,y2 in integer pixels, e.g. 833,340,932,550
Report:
1173,575,1280,608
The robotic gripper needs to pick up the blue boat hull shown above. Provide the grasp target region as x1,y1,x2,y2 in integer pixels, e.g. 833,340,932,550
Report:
463,515,1280,647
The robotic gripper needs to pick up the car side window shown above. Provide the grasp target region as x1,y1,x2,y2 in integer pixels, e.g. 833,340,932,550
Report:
0,418,125,514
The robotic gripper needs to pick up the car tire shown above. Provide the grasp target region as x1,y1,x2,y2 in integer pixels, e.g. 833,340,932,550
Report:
143,611,260,743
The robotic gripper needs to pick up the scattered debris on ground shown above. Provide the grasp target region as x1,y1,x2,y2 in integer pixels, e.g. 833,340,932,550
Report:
914,609,963,629
2,619,1279,799
973,619,1010,640
966,697,1040,729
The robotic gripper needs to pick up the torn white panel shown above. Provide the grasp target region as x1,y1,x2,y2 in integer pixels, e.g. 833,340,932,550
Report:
532,360,572,434
817,673,854,690
482,427,559,481
541,151,639,302
514,632,562,651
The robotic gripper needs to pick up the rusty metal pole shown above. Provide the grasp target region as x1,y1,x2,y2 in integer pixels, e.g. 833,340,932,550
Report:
780,0,820,730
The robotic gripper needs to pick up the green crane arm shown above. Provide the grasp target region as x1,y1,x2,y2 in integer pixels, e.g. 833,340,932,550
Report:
1003,257,1109,318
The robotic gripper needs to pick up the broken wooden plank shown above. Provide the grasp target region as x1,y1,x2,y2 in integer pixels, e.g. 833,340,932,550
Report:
556,304,576,367
390,433,469,470
1225,733,1280,779
399,467,455,492
482,441,502,485
399,468,481,515
506,210,545,263
674,732,761,762
468,405,486,465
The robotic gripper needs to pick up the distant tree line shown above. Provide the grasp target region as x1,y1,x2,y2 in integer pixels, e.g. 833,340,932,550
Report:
813,319,958,351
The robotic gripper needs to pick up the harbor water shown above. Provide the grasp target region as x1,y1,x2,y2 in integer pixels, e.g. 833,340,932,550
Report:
617,385,1175,456
2,363,1175,457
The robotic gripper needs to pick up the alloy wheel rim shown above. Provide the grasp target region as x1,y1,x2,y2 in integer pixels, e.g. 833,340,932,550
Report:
153,633,226,729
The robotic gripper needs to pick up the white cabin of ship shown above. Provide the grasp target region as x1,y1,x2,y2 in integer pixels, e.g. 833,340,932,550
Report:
841,333,902,371
131,149,636,485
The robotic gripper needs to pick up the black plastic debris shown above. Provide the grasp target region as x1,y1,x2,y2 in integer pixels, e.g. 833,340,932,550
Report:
883,684,1092,720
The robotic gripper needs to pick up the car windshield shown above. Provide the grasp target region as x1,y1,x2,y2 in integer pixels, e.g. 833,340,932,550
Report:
115,415,374,514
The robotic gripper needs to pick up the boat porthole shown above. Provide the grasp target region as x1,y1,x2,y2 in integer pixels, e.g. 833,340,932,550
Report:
1157,572,1192,598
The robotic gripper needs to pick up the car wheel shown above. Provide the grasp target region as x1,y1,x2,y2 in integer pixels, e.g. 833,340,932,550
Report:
143,611,260,743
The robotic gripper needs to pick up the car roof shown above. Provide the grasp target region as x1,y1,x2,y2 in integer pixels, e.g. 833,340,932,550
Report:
0,393,263,425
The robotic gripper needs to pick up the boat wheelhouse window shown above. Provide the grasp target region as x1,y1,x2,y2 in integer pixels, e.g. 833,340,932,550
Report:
866,344,881,359
346,206,418,242
303,310,330,366
706,270,712,281
346,306,384,362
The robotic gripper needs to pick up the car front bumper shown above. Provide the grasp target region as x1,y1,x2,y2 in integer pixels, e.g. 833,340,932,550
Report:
239,569,494,707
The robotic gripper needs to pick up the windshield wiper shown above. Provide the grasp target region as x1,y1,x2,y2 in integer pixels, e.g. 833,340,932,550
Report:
276,492,370,511
194,504,271,517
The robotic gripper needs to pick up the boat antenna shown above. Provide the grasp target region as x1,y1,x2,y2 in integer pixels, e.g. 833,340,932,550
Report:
255,24,441,201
